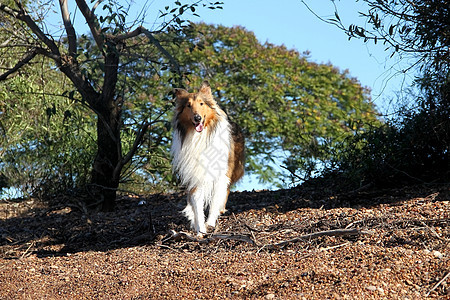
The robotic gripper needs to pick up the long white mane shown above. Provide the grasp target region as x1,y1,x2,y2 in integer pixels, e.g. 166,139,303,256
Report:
171,109,232,193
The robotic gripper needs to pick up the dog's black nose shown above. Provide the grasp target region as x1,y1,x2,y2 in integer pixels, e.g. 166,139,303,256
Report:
193,114,202,123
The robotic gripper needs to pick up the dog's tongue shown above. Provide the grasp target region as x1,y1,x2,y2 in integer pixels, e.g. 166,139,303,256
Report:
195,122,204,132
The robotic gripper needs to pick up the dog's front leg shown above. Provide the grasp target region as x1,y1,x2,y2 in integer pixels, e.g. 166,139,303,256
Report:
187,189,207,235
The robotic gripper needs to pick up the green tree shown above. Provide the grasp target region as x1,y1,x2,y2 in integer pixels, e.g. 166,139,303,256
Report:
169,23,380,185
0,0,222,209
119,23,380,187
0,11,381,195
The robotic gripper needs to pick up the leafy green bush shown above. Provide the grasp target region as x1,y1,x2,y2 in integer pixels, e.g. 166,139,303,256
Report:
316,0,450,192
330,100,449,191
0,64,96,198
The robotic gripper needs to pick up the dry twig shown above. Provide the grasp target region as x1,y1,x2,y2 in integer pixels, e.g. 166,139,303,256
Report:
426,271,450,297
265,228,372,249
20,242,35,259
164,230,256,245
320,242,351,251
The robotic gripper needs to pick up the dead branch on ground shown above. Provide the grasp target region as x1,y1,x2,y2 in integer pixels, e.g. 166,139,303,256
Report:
163,230,256,245
426,271,450,297
264,228,373,249
162,228,373,249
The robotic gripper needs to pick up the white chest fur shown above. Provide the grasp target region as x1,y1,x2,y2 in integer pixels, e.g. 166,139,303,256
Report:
171,118,232,192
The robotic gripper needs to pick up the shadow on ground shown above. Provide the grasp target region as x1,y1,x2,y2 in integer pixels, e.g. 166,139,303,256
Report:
0,183,448,257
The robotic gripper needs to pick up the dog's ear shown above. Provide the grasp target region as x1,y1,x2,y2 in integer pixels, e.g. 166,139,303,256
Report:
173,88,189,100
198,80,217,107
199,81,211,95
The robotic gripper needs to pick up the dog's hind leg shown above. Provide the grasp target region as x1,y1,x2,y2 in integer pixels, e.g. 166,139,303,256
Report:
206,179,229,228
219,189,230,214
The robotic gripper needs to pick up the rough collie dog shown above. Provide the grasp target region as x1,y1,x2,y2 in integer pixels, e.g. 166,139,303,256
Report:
171,81,245,235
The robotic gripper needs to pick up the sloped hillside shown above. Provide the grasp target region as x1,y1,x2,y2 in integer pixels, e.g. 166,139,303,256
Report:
0,184,449,299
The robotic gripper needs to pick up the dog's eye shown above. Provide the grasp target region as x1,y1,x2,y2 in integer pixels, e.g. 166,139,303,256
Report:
200,102,204,106
187,103,191,108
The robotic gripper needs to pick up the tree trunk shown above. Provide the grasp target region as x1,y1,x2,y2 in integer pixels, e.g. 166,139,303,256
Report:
89,42,121,211
89,105,121,211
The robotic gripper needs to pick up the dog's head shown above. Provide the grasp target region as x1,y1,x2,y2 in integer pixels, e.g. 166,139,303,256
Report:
174,81,217,133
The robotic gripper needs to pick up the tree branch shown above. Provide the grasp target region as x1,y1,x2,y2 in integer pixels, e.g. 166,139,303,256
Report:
1,2,60,55
426,271,450,297
113,26,182,85
58,0,77,57
112,104,171,181
25,46,100,106
74,0,104,50
115,120,150,174
2,1,99,98
0,36,13,48
101,42,119,104
142,28,182,86
113,26,143,42
163,230,256,245
0,48,37,80
91,0,103,14
0,4,19,18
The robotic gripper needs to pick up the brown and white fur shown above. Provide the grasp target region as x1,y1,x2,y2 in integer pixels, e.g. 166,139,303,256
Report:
171,81,245,235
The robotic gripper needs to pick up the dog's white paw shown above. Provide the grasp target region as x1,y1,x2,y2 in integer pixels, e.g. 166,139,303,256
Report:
206,219,216,228
197,224,207,236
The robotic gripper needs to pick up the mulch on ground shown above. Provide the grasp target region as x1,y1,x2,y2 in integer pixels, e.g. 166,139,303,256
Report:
1,184,449,299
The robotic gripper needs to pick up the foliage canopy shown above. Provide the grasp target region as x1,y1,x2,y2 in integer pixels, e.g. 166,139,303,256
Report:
170,23,380,185
1,18,381,194
114,23,381,188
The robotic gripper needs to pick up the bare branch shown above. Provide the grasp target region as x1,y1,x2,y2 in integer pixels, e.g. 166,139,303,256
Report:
113,105,169,180
0,42,37,49
300,0,346,31
426,271,450,297
0,36,14,48
0,3,19,17
74,0,104,50
113,27,143,42
114,26,182,85
163,230,256,245
58,0,77,57
29,47,100,106
1,2,60,55
266,228,372,249
0,48,37,80
115,120,150,176
91,0,103,14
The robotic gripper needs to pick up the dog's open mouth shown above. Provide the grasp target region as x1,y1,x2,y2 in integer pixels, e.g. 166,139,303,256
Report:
193,121,204,132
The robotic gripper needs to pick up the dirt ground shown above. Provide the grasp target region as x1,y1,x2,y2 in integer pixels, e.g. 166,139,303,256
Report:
0,184,449,299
